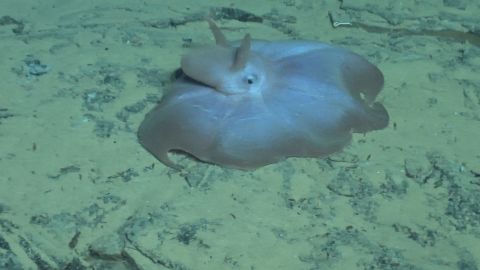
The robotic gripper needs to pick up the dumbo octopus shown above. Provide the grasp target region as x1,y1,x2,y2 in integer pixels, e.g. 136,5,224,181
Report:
138,20,389,170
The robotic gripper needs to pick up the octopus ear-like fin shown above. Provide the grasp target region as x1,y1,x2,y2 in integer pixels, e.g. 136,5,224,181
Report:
207,19,228,47
231,34,251,71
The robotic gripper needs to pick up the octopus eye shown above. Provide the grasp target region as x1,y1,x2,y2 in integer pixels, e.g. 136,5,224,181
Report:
245,74,257,85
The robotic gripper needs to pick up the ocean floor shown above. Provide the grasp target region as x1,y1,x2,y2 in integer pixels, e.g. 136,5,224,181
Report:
1,0,479,269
